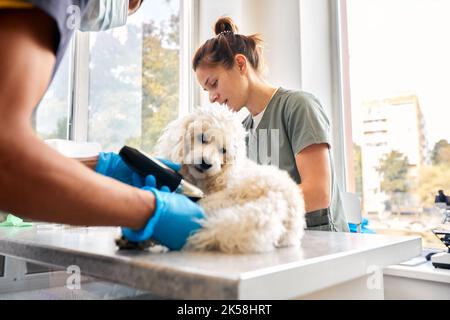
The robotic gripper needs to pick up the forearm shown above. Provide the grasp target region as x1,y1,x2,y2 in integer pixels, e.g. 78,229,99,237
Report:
0,127,154,229
299,183,330,213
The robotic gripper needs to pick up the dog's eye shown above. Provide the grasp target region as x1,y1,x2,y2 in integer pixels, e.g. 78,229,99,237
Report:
200,133,207,144
220,147,227,154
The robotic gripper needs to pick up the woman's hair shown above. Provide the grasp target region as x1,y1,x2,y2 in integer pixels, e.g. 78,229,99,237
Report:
192,17,265,75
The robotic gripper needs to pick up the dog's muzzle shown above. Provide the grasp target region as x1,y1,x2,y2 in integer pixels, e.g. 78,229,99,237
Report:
194,159,213,173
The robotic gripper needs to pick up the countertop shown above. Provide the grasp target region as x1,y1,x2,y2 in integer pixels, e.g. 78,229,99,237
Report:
0,224,422,299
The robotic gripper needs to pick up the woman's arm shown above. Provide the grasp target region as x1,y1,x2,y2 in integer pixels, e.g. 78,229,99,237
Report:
295,143,331,213
0,9,153,229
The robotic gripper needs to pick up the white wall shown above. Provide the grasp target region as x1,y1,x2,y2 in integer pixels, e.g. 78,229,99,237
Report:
198,0,243,43
241,0,302,91
196,0,302,105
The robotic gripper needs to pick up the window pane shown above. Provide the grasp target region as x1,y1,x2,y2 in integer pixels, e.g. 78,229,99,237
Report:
35,40,73,140
345,0,450,248
87,0,180,153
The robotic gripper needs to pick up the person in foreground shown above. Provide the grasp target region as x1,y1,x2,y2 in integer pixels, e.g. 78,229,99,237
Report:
0,0,204,250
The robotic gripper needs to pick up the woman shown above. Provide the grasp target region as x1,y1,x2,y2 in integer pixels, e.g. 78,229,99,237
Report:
192,17,348,232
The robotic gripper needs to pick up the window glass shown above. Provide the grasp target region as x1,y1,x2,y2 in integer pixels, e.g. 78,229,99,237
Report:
346,0,450,248
87,0,181,153
35,40,73,140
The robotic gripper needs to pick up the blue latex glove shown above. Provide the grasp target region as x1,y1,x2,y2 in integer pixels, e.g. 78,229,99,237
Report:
95,152,181,188
122,187,205,250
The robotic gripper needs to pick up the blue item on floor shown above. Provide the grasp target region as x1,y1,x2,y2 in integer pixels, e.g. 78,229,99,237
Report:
348,217,375,233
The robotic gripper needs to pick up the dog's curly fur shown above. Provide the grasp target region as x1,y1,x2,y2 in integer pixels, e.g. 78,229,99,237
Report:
153,106,306,253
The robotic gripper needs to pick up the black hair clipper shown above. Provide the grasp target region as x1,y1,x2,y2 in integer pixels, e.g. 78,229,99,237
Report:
119,146,204,202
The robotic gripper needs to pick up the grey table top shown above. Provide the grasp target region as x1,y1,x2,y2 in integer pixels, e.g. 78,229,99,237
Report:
0,224,422,299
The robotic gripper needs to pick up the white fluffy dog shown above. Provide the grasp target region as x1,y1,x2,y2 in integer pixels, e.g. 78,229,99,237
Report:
153,106,306,253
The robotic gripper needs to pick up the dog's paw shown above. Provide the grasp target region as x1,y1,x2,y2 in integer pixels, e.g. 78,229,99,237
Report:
147,244,170,253
115,236,169,253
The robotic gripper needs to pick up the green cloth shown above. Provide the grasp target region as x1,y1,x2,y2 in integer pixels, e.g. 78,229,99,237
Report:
0,214,33,227
242,88,349,232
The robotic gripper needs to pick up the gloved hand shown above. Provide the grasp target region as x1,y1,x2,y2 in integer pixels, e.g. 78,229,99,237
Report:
122,187,205,250
95,152,181,188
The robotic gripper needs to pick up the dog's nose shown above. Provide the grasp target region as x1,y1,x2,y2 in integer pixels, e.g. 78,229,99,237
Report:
200,158,212,170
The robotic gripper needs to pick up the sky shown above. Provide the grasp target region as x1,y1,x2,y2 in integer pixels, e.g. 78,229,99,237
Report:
346,0,450,148
129,0,178,25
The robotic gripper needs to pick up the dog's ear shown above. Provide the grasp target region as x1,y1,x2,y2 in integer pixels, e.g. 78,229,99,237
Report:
152,114,195,163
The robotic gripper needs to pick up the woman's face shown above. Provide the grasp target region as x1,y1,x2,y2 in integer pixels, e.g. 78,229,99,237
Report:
195,63,248,113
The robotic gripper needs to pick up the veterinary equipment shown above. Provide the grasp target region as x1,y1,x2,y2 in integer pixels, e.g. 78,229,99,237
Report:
430,229,450,269
429,190,450,269
119,146,204,201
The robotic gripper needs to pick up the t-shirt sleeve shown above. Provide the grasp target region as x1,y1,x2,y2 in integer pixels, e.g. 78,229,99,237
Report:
286,93,332,155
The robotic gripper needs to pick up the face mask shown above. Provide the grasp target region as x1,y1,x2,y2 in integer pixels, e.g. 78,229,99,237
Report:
79,0,129,32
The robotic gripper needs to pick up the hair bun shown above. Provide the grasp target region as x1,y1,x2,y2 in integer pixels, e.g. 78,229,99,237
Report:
214,17,239,36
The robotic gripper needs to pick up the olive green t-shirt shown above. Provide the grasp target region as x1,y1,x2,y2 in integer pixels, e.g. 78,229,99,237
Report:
242,88,349,232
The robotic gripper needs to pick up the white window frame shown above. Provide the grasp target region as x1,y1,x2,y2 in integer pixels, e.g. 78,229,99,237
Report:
298,0,349,192
69,31,90,142
336,0,355,193
180,0,199,115
68,0,195,143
